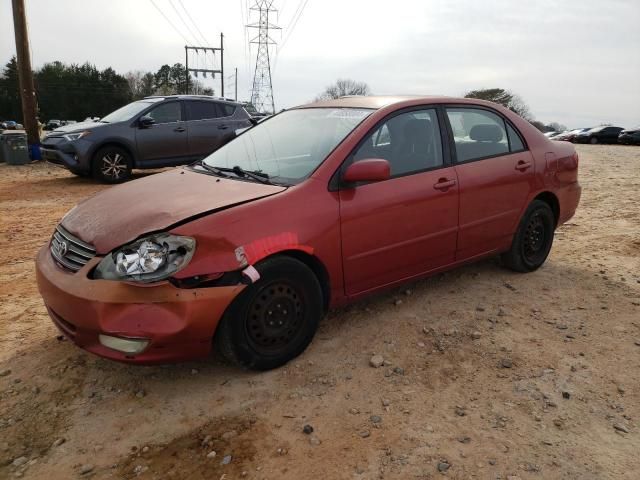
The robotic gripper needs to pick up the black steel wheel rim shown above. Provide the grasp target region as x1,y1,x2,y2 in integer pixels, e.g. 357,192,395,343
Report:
246,281,305,353
523,213,546,262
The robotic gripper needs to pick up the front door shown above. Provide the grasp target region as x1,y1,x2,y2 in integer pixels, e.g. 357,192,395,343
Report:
339,108,459,296
445,107,535,259
136,101,188,165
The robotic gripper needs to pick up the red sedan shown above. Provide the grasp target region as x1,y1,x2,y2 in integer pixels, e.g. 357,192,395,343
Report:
36,96,581,369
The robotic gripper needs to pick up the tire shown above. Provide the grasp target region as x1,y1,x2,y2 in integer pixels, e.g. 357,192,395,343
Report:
215,256,323,370
501,200,555,273
91,146,132,183
589,137,598,144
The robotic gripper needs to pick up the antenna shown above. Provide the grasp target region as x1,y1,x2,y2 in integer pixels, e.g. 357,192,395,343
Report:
247,1,280,114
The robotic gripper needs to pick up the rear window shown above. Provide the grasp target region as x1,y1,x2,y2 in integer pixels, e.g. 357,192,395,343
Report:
186,101,218,121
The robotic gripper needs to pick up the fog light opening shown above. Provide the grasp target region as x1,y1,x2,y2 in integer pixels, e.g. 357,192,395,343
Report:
99,334,149,354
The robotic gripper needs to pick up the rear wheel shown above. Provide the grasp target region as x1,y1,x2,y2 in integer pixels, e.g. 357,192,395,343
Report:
501,200,555,273
91,146,132,183
215,256,323,370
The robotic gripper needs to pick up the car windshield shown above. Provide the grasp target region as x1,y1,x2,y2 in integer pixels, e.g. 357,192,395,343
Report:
100,99,163,123
202,107,373,184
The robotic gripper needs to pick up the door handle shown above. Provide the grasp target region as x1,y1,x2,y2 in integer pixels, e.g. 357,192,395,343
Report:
433,178,456,191
515,160,532,171
173,127,186,133
217,125,229,130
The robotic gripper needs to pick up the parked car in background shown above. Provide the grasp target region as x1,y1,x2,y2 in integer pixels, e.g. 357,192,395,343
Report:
36,95,581,368
1,120,18,130
242,102,269,119
44,120,62,131
41,95,254,183
574,126,624,144
552,128,590,143
544,131,560,138
618,126,640,145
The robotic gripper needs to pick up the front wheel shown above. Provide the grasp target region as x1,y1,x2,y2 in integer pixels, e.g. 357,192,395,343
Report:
215,256,323,370
501,200,555,273
589,137,598,144
92,146,132,183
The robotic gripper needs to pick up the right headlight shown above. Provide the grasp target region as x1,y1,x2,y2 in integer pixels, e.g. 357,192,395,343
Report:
94,234,196,283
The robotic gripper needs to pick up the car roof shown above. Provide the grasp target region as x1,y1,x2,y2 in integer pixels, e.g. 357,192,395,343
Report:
295,95,507,111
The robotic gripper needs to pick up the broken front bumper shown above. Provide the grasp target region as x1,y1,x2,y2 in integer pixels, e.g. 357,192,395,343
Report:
35,246,245,364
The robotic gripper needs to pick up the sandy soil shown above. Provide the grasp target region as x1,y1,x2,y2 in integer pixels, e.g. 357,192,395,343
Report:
1,145,639,480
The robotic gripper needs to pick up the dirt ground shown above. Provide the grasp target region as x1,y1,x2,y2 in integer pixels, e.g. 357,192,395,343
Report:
1,145,639,480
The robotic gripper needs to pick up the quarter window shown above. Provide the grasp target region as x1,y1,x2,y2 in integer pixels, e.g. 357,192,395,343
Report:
446,108,509,162
352,109,444,176
217,104,236,117
507,123,525,152
186,101,218,121
147,102,182,123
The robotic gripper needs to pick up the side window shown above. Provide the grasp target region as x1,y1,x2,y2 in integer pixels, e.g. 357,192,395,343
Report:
217,104,236,117
147,102,182,123
446,108,509,162
186,101,218,121
507,123,525,152
352,109,443,177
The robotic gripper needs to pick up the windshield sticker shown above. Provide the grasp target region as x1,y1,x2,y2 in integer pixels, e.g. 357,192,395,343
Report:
326,109,371,120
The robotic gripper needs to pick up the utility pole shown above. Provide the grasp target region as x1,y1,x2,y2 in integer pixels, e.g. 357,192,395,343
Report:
11,0,39,145
247,0,280,114
184,33,224,96
235,67,238,101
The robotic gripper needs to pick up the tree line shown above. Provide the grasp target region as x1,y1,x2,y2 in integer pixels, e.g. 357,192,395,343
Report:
316,80,567,133
0,57,211,122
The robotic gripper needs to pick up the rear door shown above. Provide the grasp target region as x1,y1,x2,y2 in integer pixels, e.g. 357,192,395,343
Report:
185,101,237,157
445,107,535,260
339,107,459,295
135,101,188,165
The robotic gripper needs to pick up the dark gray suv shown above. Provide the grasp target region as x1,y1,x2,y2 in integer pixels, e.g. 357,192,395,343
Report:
41,95,254,183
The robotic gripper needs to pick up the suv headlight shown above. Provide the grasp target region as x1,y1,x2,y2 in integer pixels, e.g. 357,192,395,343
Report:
63,131,91,141
94,234,196,283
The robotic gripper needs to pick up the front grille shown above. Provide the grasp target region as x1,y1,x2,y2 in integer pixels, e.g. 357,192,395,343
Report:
50,224,96,272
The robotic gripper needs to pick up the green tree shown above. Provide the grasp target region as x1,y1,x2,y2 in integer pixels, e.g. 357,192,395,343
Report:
0,57,22,121
464,87,531,120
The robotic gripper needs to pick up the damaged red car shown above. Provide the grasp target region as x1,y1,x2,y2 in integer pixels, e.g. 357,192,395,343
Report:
36,96,581,370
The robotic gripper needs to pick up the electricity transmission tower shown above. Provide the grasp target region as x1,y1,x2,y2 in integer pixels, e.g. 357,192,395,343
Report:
247,1,280,114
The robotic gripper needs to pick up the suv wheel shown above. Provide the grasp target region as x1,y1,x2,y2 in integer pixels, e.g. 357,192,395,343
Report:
92,146,132,183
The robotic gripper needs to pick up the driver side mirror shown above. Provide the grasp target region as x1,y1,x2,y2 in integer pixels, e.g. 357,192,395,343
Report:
139,115,155,128
343,158,391,184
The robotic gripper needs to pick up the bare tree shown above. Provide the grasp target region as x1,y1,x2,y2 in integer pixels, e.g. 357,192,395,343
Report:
316,79,371,101
125,70,155,99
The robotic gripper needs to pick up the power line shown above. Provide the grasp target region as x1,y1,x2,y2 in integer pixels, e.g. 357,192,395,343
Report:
279,0,308,54
168,0,200,45
149,0,190,45
177,0,211,46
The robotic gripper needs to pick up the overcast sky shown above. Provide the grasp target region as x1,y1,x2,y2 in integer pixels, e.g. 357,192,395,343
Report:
1,0,639,128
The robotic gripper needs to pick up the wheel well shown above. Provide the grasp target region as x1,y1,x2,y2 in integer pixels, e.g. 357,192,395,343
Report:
91,142,136,166
534,191,560,226
277,250,331,314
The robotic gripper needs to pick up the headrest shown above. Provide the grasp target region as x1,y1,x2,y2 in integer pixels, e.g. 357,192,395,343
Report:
403,118,433,140
470,124,503,142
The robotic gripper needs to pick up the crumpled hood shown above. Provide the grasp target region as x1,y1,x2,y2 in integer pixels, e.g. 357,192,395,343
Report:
61,168,286,253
